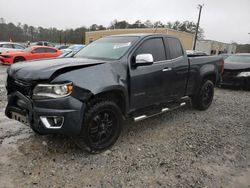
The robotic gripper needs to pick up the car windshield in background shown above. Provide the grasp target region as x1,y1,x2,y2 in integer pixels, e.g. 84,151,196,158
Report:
68,45,79,50
225,55,250,63
74,36,139,60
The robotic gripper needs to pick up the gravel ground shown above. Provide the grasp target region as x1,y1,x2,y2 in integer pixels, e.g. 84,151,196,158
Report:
0,64,249,188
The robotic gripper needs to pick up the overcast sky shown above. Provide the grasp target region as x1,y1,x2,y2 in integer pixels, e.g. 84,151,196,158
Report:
1,0,250,44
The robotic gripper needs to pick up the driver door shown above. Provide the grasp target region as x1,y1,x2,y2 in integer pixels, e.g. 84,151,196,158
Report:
129,37,175,110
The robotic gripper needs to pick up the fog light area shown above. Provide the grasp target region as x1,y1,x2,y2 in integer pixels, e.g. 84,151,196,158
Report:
40,116,64,129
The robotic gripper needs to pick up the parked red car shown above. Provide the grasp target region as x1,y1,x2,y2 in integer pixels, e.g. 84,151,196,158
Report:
0,46,62,65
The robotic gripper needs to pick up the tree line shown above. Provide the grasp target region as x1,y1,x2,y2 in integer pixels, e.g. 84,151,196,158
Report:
0,18,204,44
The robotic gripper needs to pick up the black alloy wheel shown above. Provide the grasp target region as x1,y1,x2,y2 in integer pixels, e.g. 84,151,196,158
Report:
192,80,214,110
201,82,214,106
88,110,117,146
82,100,122,152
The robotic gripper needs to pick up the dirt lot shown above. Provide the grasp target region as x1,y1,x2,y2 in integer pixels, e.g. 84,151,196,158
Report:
0,64,249,188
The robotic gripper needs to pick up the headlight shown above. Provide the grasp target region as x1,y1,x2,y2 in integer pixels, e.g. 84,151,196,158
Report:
33,82,73,99
237,72,250,77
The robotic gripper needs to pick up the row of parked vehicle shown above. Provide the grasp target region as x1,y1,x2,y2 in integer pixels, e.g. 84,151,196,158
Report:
0,41,85,65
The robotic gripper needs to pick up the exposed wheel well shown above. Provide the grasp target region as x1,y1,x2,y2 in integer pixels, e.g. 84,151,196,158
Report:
88,90,126,115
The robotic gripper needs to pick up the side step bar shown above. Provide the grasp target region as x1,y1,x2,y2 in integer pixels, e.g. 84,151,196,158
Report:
133,102,186,122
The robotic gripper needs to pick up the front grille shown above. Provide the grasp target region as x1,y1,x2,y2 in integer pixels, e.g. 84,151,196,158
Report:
6,76,32,96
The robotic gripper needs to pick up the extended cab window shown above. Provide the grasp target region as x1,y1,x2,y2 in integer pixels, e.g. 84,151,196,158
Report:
167,38,184,59
135,38,166,62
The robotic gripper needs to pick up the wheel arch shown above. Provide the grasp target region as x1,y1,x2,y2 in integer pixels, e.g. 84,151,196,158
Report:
191,71,217,98
199,63,219,85
202,73,217,85
14,56,26,62
88,87,128,116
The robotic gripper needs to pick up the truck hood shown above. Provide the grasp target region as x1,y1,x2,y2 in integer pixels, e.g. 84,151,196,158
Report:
8,57,105,81
224,61,250,70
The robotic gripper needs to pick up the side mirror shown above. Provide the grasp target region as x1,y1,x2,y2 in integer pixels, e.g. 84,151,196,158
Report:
135,54,153,66
31,50,36,54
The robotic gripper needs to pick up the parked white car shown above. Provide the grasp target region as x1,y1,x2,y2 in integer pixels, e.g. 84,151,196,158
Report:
0,42,25,53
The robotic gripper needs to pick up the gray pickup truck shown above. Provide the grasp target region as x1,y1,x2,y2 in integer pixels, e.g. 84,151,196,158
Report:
5,34,224,152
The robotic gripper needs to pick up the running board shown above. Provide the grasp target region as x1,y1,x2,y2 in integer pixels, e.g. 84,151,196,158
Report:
133,102,186,122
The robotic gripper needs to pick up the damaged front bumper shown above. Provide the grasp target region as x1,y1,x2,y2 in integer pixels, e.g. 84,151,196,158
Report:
5,91,86,135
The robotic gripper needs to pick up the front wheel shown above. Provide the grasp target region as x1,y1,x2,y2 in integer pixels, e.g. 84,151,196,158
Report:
192,80,214,110
81,100,122,152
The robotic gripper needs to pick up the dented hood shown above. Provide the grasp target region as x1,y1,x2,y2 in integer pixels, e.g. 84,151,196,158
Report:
8,57,105,81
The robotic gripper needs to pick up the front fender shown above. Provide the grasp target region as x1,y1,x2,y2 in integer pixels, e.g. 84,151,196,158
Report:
51,62,129,110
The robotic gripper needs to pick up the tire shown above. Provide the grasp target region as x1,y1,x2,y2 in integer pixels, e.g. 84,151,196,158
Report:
192,80,214,111
80,100,122,153
13,57,25,63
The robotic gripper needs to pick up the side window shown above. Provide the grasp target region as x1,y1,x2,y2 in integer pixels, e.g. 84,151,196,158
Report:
167,38,184,59
33,48,45,53
135,38,166,62
2,44,13,48
45,48,57,53
14,44,24,49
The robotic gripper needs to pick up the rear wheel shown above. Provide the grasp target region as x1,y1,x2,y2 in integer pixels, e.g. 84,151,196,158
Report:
77,100,122,153
192,80,214,110
13,57,25,63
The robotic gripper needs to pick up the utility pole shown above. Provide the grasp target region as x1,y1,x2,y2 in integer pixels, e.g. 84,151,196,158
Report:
193,4,204,50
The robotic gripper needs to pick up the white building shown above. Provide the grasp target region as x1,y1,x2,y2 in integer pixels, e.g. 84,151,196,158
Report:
196,40,237,55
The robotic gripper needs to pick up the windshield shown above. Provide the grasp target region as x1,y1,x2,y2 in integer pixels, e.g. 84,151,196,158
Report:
225,55,250,63
74,36,139,60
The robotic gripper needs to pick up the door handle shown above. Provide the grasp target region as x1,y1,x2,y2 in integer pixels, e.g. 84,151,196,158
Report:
162,67,172,72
